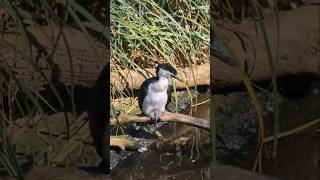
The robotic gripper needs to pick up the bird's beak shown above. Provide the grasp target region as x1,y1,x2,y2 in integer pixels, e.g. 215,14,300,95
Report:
171,74,183,82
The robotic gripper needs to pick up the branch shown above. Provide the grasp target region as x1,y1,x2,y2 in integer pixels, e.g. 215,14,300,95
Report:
110,111,210,131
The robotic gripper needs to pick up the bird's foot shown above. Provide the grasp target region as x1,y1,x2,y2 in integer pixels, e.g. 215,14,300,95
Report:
155,118,162,128
155,121,160,128
150,113,162,128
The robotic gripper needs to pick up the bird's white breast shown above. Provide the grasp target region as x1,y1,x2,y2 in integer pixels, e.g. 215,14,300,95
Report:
142,77,168,116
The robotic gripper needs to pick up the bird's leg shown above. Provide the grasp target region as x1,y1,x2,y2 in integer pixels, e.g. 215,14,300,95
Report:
155,119,160,128
149,113,157,124
154,112,162,128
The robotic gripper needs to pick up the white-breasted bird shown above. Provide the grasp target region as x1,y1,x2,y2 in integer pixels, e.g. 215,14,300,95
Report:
138,63,182,122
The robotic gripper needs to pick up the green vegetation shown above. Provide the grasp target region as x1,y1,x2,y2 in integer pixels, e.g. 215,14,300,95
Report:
0,0,105,178
211,0,280,173
110,0,210,100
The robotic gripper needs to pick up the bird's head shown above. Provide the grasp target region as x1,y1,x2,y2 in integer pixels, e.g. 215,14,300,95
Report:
156,63,183,82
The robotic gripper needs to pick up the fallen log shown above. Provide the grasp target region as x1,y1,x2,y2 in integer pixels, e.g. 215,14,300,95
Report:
212,5,320,87
110,111,210,131
111,63,210,91
2,22,208,91
1,23,106,89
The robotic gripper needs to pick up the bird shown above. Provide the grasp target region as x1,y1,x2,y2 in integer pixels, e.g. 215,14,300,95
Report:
138,63,183,123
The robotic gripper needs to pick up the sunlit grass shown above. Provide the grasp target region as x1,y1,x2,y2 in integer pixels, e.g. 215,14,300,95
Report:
110,0,210,116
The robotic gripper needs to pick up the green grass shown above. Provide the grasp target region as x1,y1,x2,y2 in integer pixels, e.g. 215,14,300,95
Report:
110,0,210,101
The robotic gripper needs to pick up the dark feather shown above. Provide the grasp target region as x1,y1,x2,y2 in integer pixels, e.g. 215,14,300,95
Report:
156,63,177,76
138,77,173,113
138,77,158,113
166,85,172,109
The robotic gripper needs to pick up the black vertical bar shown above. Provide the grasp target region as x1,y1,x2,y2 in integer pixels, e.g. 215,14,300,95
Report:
210,0,217,169
106,1,111,174
87,0,110,174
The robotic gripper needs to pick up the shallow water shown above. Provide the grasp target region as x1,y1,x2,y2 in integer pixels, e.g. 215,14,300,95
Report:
213,87,320,180
111,82,320,180
111,91,211,180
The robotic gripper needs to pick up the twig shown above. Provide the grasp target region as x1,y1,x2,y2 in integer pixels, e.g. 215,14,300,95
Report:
110,111,210,131
263,118,320,143
192,98,210,107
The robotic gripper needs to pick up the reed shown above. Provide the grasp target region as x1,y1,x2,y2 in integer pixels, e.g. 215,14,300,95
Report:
211,0,280,173
110,0,210,120
0,0,105,178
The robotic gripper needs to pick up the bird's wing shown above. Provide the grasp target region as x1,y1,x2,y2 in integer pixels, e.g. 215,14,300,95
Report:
138,77,157,113
166,85,172,109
